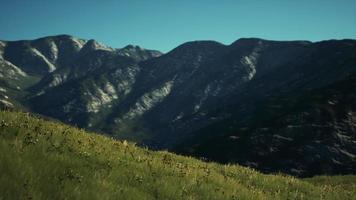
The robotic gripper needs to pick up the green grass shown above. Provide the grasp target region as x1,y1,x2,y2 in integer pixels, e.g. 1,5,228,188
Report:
0,111,355,200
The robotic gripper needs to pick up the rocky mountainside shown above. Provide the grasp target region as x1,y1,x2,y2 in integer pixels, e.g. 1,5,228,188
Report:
0,35,355,176
176,76,356,177
0,35,161,113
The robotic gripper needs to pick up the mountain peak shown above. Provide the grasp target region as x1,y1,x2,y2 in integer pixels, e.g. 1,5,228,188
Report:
33,34,76,42
49,34,73,39
122,44,144,51
117,45,163,61
230,38,266,46
167,40,225,56
176,40,225,49
81,39,113,52
231,38,313,46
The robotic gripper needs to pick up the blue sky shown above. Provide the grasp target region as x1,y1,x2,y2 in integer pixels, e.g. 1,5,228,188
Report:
0,0,355,52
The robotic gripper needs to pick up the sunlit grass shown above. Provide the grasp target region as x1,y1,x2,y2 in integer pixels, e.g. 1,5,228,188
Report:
0,111,355,199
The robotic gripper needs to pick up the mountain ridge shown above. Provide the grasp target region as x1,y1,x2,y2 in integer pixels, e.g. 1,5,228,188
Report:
0,34,355,177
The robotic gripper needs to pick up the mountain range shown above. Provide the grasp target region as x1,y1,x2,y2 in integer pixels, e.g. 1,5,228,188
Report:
0,35,355,177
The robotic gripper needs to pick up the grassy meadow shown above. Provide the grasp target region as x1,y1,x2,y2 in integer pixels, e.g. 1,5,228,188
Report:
0,111,355,200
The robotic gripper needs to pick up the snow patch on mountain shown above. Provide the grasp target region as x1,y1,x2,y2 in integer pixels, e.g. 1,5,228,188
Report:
82,39,114,52
0,41,5,59
48,73,68,88
172,112,184,122
239,41,263,81
117,45,163,61
112,66,140,96
48,40,59,61
0,59,27,78
241,56,257,80
30,48,56,72
124,80,174,119
0,99,13,107
194,83,222,113
85,82,118,113
194,85,211,112
71,38,87,50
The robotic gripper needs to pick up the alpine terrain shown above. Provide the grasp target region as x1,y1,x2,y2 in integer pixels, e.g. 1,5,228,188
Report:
0,35,355,177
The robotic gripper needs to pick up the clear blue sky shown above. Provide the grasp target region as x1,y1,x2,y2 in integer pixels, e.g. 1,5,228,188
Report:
0,0,355,52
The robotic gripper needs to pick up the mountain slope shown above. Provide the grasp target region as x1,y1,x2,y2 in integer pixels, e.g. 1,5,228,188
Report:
0,35,162,125
1,111,355,199
175,76,356,177
105,38,356,149
1,35,355,177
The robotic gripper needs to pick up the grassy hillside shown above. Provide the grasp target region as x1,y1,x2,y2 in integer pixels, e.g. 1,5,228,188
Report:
0,111,355,200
